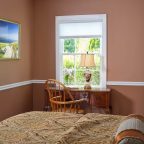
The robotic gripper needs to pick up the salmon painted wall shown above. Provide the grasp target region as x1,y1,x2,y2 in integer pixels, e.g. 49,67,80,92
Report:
33,0,144,115
0,85,33,121
0,0,34,120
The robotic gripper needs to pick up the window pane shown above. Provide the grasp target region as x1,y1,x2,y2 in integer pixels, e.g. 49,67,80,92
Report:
63,38,100,53
75,70,85,85
94,55,100,67
63,55,74,68
64,39,75,53
91,71,100,85
63,55,74,85
75,55,81,68
63,69,74,85
75,38,100,53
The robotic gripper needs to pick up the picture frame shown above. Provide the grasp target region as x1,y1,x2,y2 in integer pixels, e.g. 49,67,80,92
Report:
0,19,20,60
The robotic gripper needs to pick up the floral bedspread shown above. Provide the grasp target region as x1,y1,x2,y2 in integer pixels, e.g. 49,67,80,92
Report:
0,111,125,144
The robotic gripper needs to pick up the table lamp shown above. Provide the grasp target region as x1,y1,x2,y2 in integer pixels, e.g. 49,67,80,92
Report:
80,52,95,89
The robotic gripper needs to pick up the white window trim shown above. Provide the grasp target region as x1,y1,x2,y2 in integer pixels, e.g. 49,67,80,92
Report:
55,14,107,88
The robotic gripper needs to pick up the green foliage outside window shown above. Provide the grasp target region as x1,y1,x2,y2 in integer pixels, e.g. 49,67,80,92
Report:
63,57,74,84
64,39,75,53
88,38,100,52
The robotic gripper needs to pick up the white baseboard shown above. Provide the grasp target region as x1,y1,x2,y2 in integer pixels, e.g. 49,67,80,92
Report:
0,80,144,91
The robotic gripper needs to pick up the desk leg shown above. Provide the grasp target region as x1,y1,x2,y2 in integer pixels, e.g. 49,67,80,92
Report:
88,92,93,113
82,92,92,113
105,92,110,114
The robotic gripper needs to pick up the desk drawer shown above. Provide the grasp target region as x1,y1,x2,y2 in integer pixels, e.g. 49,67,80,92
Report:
91,92,109,107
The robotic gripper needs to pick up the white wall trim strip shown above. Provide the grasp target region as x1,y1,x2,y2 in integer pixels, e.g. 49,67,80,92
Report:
0,80,33,91
1,80,144,91
31,80,46,84
107,81,144,86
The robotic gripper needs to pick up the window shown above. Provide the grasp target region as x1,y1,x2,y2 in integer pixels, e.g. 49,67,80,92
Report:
56,14,107,88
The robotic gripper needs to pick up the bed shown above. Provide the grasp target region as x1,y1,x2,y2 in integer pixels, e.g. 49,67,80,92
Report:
0,111,126,144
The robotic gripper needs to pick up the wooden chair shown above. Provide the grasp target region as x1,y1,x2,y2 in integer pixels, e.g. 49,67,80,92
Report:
45,79,86,114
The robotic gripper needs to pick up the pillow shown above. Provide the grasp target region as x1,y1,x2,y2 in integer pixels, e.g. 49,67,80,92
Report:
112,114,144,144
119,138,144,144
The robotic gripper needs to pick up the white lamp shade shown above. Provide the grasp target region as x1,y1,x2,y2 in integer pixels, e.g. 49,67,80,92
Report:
80,54,95,67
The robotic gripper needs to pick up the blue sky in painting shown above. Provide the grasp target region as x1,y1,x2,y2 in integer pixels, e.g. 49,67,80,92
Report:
0,20,19,43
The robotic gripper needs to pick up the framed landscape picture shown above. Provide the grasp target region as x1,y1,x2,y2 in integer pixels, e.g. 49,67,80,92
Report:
0,19,20,59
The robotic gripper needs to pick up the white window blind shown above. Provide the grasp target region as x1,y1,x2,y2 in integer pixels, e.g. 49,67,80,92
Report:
59,22,102,37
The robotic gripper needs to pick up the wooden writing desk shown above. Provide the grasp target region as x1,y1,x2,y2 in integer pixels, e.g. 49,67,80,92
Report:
68,88,111,113
44,87,111,113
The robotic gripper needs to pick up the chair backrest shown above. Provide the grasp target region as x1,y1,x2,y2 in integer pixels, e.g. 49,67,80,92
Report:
45,79,76,112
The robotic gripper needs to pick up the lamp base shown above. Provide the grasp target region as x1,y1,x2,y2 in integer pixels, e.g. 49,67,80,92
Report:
84,83,91,89
84,69,92,89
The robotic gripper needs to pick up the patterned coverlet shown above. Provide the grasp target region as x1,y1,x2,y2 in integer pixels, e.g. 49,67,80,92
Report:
0,111,125,144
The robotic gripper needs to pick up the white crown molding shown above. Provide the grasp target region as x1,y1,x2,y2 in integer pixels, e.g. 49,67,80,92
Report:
1,80,144,91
